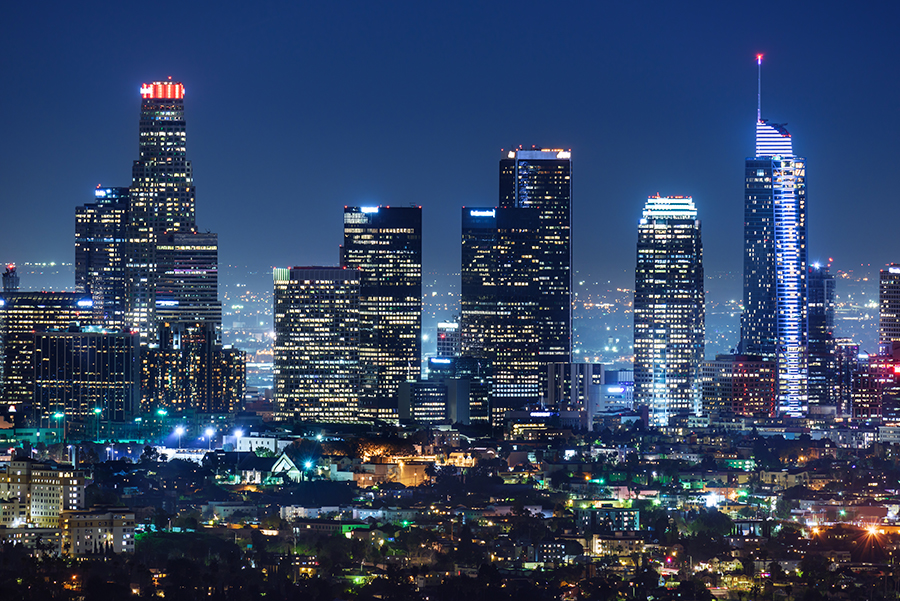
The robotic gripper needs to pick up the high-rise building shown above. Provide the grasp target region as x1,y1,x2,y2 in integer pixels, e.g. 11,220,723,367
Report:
3,264,20,292
273,267,361,422
341,207,421,422
740,59,808,417
155,232,222,331
700,354,775,418
125,80,198,341
32,326,140,425
633,195,704,427
0,284,93,417
436,318,461,357
808,264,837,408
460,148,572,424
77,80,240,416
75,187,130,328
499,148,572,377
879,264,900,345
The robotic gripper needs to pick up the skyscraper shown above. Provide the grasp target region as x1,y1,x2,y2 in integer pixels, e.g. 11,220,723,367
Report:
77,80,242,416
126,80,198,341
341,207,421,421
633,195,704,427
879,264,900,346
808,263,837,408
499,149,572,371
75,187,130,328
460,148,572,423
740,57,808,417
0,282,94,420
273,267,361,422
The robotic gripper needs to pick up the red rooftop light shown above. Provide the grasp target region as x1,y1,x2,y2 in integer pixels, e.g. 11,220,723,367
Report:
140,82,185,99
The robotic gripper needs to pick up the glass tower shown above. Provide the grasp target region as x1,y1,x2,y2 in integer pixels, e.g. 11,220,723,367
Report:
740,118,808,417
273,267,361,422
461,149,572,424
633,195,705,427
75,187,130,328
341,206,422,422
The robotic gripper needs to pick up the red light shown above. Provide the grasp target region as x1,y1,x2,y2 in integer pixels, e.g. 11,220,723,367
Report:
141,81,185,99
893,365,900,375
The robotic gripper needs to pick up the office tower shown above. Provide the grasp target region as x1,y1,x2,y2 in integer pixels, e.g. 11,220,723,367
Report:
879,265,900,345
79,80,239,415
155,232,222,330
75,187,130,328
499,148,573,378
546,363,603,411
341,207,421,422
436,318,461,357
808,264,837,408
460,148,572,424
700,354,776,418
398,380,469,424
740,58,808,416
426,355,490,424
461,207,540,421
141,324,245,415
126,80,198,341
273,267,361,422
0,284,93,418
633,195,704,427
3,264,20,292
33,326,140,425
834,339,859,416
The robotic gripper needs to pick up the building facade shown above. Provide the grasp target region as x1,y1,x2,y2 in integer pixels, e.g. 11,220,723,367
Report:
273,267,361,422
75,187,130,328
33,326,140,425
0,287,93,420
633,195,704,427
0,459,86,528
879,265,900,346
341,207,422,422
808,264,837,409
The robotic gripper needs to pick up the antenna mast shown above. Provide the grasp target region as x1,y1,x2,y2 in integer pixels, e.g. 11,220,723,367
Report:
757,54,763,122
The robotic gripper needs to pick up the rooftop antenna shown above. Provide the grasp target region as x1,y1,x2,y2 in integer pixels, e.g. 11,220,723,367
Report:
756,54,763,122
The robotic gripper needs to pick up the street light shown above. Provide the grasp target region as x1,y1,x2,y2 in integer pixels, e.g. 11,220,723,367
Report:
175,426,185,450
53,412,66,446
205,427,215,451
92,408,102,441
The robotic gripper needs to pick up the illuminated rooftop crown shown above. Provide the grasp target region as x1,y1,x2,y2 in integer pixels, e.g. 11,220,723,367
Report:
756,119,793,158
640,195,697,223
140,81,184,99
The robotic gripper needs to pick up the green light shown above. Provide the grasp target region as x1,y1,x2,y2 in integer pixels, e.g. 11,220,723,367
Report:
92,408,102,415
53,412,65,419
157,409,168,416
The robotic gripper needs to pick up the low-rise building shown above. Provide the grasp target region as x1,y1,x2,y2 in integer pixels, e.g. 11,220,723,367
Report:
0,459,86,527
61,507,135,555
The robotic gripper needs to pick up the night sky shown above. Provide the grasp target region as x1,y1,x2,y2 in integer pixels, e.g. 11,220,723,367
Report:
2,2,898,290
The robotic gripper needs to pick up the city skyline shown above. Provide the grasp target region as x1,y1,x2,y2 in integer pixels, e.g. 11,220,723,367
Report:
1,3,898,294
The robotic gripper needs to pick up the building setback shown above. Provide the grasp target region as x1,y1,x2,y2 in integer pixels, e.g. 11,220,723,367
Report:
460,147,572,424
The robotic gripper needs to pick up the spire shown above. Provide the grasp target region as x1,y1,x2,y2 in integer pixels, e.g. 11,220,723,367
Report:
757,54,763,122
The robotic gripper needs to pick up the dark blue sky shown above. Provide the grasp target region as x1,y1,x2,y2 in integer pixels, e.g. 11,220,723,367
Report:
2,1,898,288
